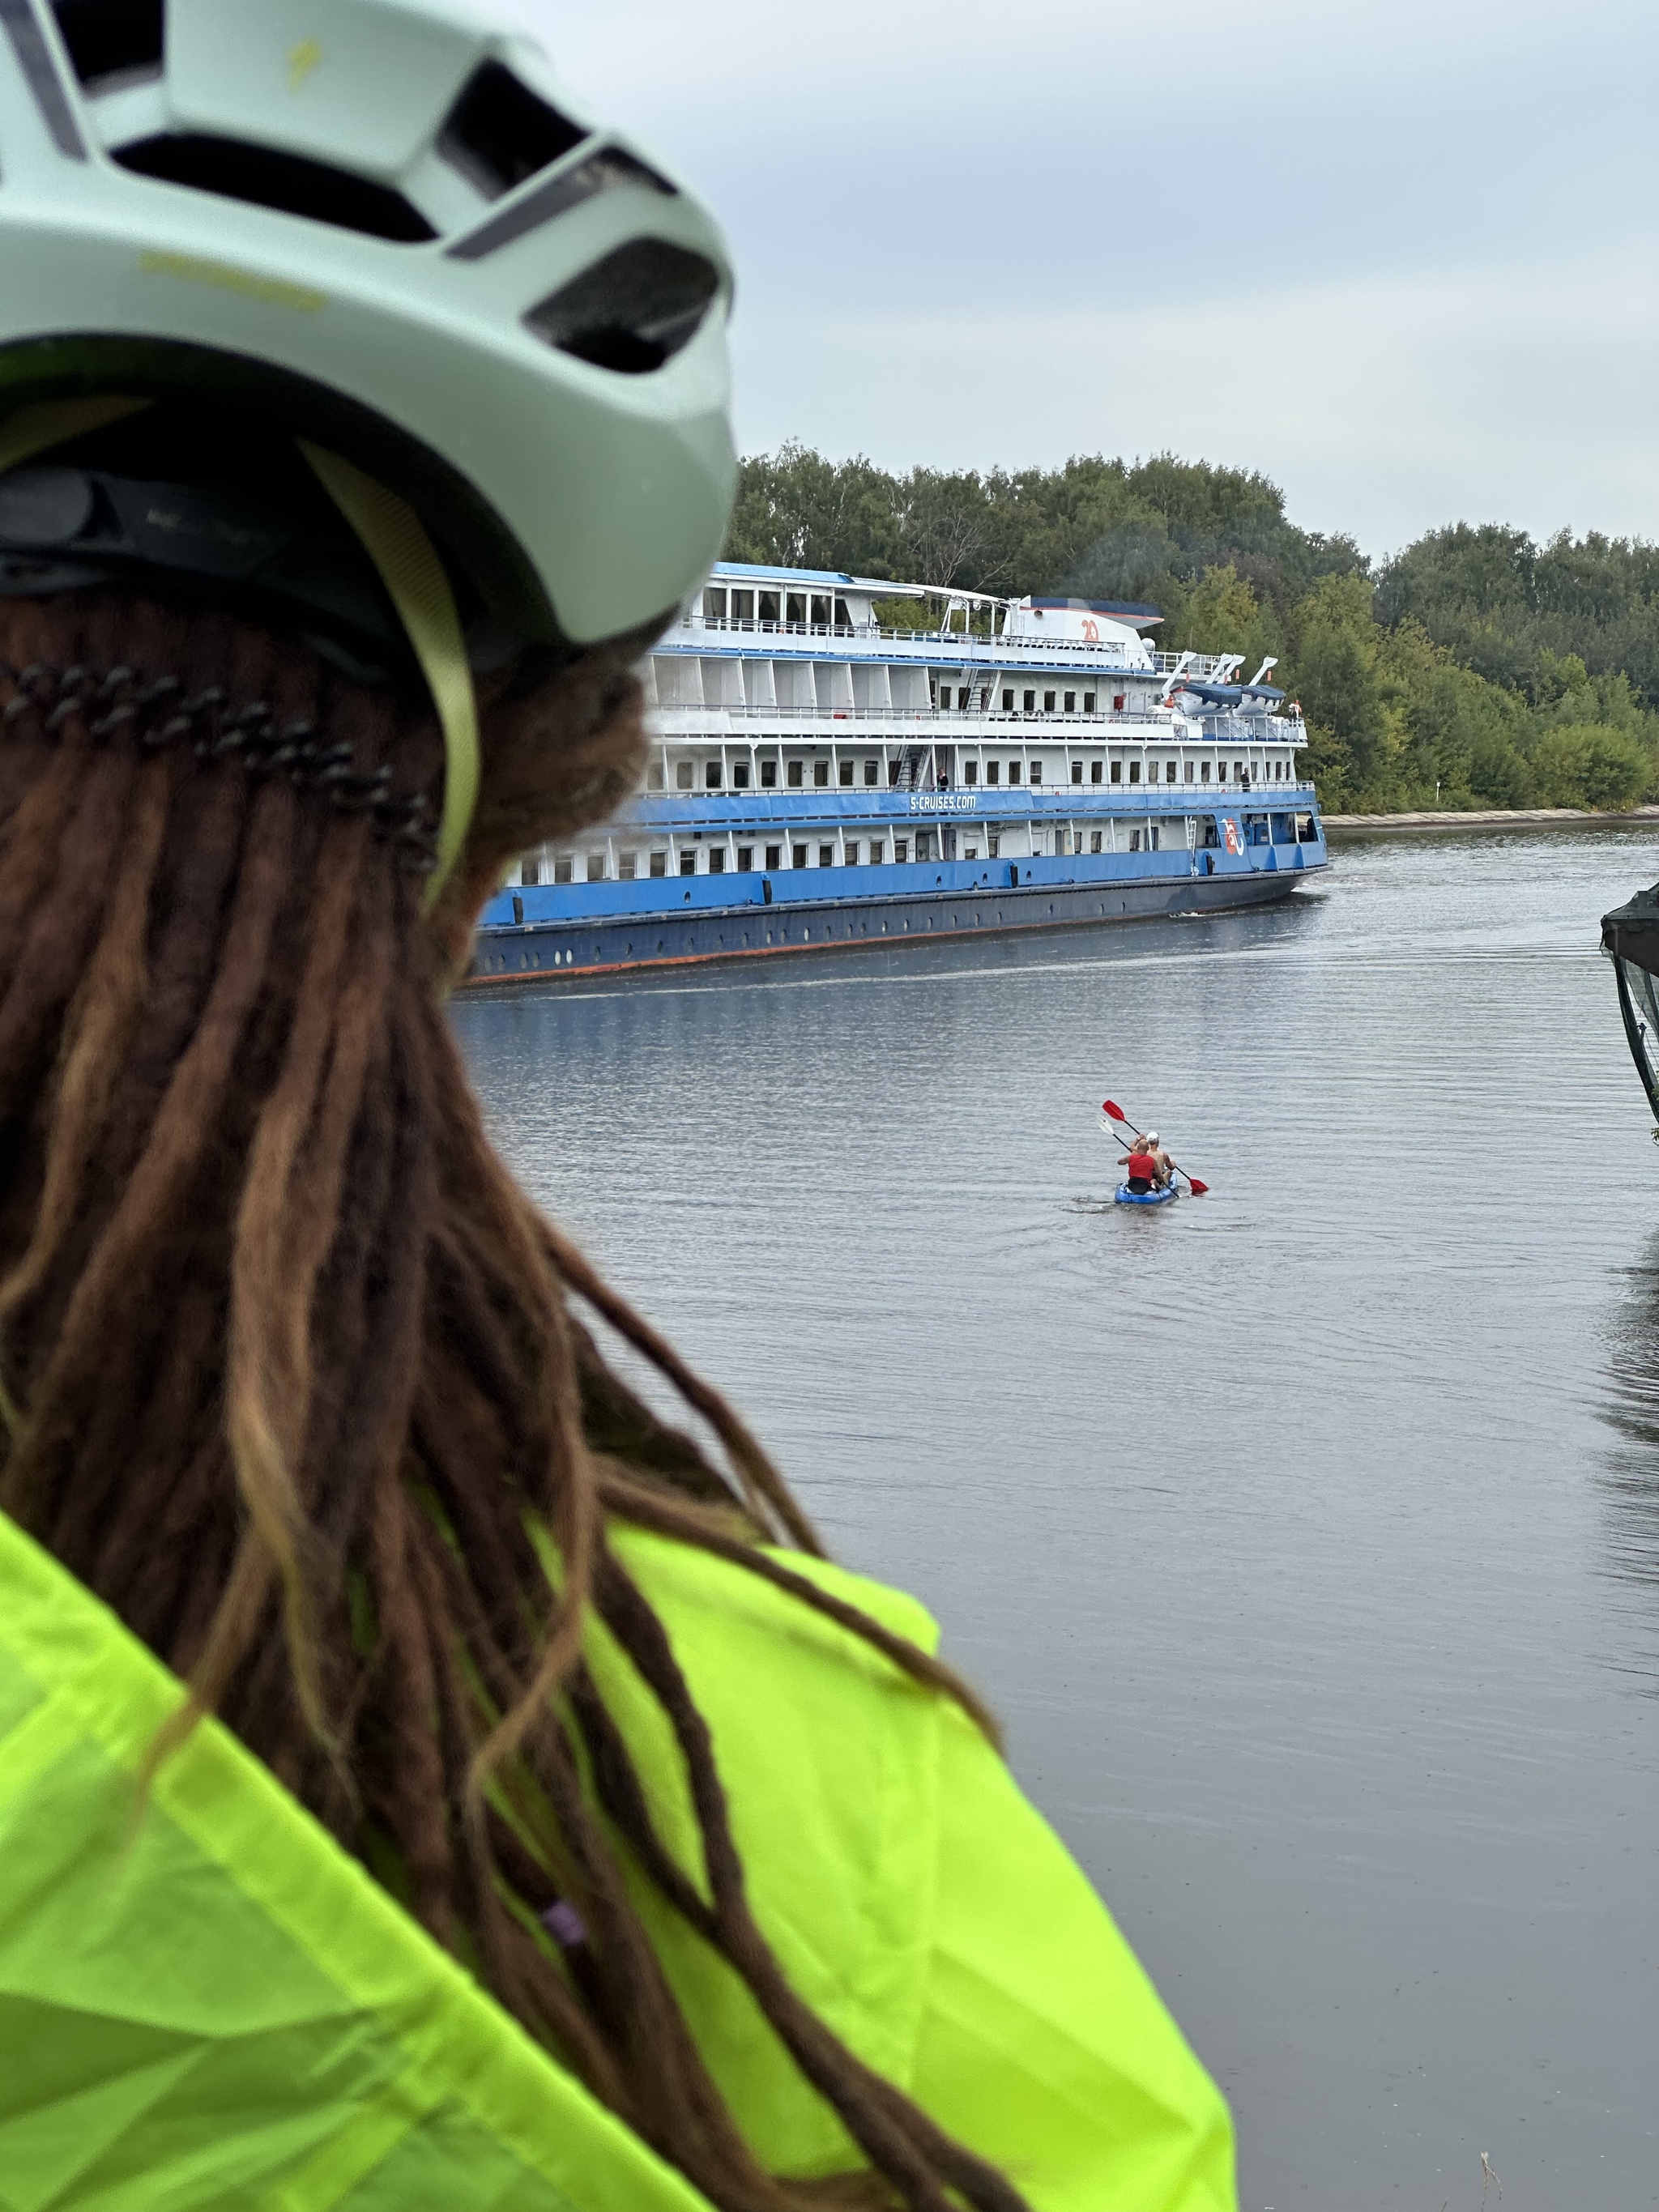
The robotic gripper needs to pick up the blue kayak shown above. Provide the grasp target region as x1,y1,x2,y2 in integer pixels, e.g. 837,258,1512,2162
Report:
1114,1179,1179,1208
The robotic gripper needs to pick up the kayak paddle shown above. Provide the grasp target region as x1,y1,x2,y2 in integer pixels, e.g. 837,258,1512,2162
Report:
1100,1098,1209,1196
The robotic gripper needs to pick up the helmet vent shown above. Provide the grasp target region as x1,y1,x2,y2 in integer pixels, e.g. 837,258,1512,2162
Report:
440,59,586,200
113,133,437,243
525,239,719,374
51,0,162,92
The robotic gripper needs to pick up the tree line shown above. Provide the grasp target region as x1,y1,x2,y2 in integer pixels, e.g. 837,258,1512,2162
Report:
724,446,1659,812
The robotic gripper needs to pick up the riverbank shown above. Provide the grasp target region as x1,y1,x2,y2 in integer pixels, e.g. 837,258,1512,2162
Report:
1324,803,1659,833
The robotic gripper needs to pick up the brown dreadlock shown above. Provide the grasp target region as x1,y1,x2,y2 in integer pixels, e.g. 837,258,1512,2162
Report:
0,586,1026,2212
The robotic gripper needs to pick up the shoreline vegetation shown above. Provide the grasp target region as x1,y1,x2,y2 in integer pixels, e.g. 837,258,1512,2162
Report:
726,446,1659,818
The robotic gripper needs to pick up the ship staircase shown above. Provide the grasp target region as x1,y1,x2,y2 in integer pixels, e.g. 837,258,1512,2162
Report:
889,744,936,791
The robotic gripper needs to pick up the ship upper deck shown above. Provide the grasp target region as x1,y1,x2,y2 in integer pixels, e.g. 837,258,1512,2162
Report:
670,562,1239,678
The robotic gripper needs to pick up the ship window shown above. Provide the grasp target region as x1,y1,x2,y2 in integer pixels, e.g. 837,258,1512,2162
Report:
834,597,852,627
787,761,803,788
1111,760,1122,783
736,846,753,870
1064,691,1076,713
791,843,807,868
1091,759,1102,783
766,844,781,869
1002,688,1013,711
761,758,777,788
1113,693,1125,710
553,859,573,883
676,760,693,790
1128,761,1141,784
964,843,978,860
759,591,779,622
895,838,909,862
1070,761,1082,785
1201,760,1212,782
702,587,727,620
786,594,806,624
731,590,754,620
864,759,877,785
965,761,978,785
1186,761,1195,782
1151,825,1161,851
839,761,853,786
1008,761,1021,782
1022,689,1035,713
1084,692,1096,713
709,850,725,872
680,851,696,875
987,833,999,858
1130,829,1141,853
846,841,860,865
705,761,722,788
1235,762,1244,782
814,761,830,786
929,680,937,707
1091,829,1102,853
518,859,537,886
587,853,606,880
818,843,834,867
1166,760,1176,781
650,850,667,876
1043,691,1056,713
957,686,970,710
616,851,636,880
916,830,935,861
733,761,750,789
811,595,830,624
1030,761,1043,783
647,763,663,790
987,761,1000,785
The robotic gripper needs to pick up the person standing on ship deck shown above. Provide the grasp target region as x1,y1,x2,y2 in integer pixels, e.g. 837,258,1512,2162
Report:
0,7,1235,2210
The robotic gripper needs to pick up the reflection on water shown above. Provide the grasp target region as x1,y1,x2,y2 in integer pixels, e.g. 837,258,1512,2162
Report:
1598,1234,1659,1674
454,828,1659,2211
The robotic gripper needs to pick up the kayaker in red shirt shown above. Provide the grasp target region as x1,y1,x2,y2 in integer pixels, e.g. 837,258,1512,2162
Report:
1119,1131,1174,1192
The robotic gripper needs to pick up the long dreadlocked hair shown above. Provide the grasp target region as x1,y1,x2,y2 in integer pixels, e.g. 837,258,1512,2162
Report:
0,586,1028,2212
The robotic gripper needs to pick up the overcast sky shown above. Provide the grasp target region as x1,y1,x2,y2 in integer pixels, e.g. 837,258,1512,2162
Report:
509,1,1659,560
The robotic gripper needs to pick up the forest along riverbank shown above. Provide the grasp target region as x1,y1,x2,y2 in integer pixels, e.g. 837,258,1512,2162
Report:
453,828,1659,2212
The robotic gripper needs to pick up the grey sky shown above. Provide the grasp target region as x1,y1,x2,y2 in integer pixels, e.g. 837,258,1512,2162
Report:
512,1,1659,557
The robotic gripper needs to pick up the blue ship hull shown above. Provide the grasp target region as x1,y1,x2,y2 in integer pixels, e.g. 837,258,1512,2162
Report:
467,840,1320,983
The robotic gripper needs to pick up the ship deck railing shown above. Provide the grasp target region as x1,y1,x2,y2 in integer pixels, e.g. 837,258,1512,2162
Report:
648,705,1304,729
676,615,1235,678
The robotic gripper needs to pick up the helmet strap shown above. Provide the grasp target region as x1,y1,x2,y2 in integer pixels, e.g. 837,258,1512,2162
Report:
0,394,151,475
300,442,479,914
0,401,481,915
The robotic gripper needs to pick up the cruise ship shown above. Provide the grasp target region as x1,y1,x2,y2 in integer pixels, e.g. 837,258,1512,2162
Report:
468,560,1328,982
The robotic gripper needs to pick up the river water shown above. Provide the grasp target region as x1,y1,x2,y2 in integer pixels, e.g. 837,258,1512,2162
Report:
451,829,1659,2212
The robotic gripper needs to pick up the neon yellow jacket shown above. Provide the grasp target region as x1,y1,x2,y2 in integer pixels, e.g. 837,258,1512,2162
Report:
0,1509,1236,2210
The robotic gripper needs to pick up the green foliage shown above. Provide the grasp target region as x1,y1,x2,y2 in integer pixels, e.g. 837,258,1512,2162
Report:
1529,724,1653,809
724,445,1659,814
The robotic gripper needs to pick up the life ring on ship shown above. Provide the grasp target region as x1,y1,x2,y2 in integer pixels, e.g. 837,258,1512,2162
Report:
1223,817,1242,855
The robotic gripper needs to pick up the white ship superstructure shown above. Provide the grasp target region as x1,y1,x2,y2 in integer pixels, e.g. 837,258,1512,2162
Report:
471,561,1326,981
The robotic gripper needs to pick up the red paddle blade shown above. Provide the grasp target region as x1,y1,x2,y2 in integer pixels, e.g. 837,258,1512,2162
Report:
1185,1176,1209,1196
1102,1098,1126,1122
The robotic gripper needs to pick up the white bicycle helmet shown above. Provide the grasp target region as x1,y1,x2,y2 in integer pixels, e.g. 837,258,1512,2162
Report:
0,0,736,650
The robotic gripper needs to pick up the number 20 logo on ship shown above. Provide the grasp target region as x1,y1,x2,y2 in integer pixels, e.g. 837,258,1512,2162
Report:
1081,617,1099,641
1222,817,1242,855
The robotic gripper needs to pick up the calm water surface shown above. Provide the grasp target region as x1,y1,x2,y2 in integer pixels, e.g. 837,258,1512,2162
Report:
452,829,1659,2212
